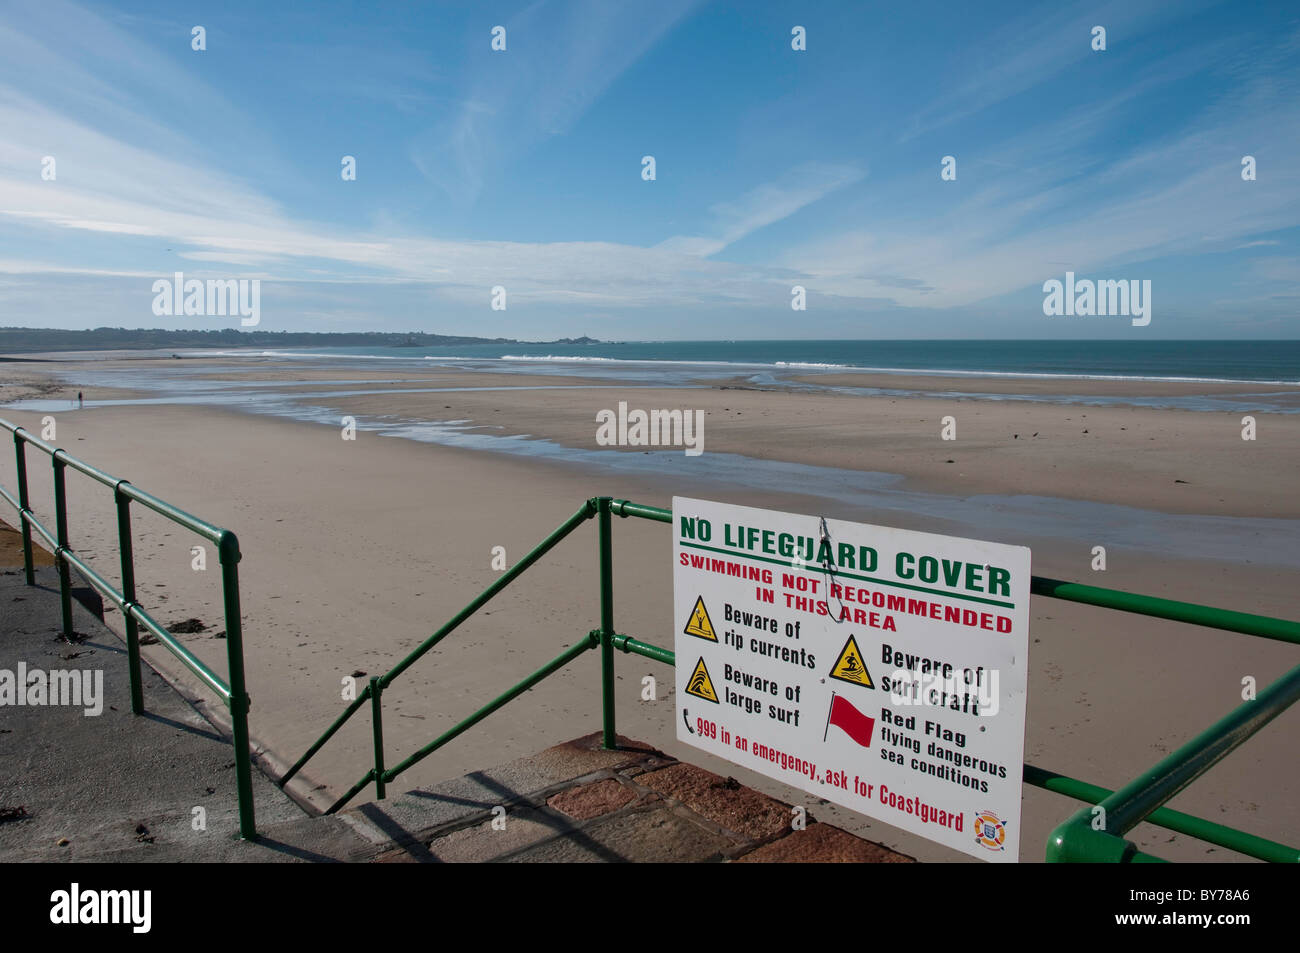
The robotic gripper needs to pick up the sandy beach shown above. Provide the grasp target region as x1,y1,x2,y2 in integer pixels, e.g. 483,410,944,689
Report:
0,354,1296,863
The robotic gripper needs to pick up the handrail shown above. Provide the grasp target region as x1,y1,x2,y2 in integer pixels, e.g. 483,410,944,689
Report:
1023,765,1297,864
1030,576,1300,645
0,417,256,839
285,495,1298,863
277,500,599,789
326,634,601,814
8,426,228,542
1046,662,1300,862
382,501,596,688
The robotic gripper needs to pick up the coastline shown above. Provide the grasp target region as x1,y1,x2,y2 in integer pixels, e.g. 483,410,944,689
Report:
4,355,1299,519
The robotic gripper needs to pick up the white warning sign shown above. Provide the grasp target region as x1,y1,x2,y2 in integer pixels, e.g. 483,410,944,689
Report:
673,496,1031,862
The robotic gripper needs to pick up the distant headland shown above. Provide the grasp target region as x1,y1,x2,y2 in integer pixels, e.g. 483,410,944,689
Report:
0,327,603,354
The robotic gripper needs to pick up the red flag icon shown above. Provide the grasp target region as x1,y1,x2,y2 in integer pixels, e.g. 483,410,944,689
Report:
824,693,875,748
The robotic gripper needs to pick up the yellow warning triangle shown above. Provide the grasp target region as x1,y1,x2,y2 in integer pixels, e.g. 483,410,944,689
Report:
683,596,717,642
685,657,719,703
829,634,873,688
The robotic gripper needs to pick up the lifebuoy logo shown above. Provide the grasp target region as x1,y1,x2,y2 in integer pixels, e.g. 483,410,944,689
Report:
973,809,1007,851
49,884,151,933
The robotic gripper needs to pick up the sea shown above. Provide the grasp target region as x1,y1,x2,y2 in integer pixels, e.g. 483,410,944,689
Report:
5,339,1299,567
200,338,1300,385
171,338,1300,414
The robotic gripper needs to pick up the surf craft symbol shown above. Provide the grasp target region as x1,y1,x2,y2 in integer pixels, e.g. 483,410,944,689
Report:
829,634,874,688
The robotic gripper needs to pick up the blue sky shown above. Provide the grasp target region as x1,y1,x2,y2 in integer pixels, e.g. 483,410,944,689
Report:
1,0,1298,339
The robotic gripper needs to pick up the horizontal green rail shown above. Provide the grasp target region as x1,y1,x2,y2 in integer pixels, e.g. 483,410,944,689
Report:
6,425,228,543
1047,662,1300,863
1031,576,1300,646
0,417,255,839
611,631,675,665
128,601,234,703
1023,766,1297,864
286,494,1297,863
610,499,672,522
53,534,233,702
617,500,1300,645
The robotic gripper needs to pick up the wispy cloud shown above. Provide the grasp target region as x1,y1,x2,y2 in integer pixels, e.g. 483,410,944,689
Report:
784,28,1300,310
898,0,1220,142
0,0,1296,337
0,0,813,312
409,0,702,205
657,162,865,257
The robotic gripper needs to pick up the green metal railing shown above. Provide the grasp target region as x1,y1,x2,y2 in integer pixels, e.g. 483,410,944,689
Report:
0,418,256,840
284,496,1299,862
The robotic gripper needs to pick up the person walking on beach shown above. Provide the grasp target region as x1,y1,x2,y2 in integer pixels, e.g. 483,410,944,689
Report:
77,391,83,409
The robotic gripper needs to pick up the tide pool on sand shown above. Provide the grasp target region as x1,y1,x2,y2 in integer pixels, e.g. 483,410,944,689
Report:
673,496,1031,862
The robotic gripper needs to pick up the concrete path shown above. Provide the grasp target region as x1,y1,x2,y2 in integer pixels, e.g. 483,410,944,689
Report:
0,565,368,861
0,554,911,863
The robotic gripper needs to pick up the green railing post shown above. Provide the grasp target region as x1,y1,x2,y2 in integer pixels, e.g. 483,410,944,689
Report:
0,419,257,843
114,483,144,715
597,497,616,749
370,677,386,801
280,502,596,792
362,635,599,808
12,431,34,586
218,530,257,840
51,453,73,638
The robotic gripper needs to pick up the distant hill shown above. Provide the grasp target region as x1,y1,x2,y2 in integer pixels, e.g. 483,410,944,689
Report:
0,328,603,354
